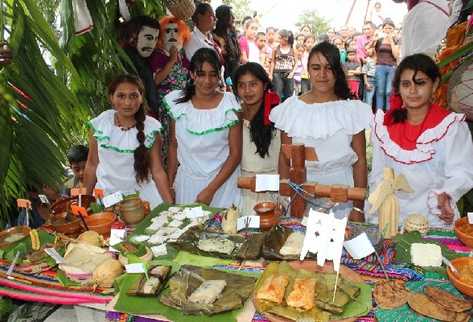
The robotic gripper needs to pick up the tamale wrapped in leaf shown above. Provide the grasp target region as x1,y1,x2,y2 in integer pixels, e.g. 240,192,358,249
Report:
262,225,304,260
160,265,256,315
168,226,264,260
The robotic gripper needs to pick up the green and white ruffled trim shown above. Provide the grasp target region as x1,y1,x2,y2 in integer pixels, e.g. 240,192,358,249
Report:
162,98,240,135
86,122,160,154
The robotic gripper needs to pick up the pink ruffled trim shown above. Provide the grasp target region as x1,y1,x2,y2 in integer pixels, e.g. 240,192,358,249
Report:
373,111,465,165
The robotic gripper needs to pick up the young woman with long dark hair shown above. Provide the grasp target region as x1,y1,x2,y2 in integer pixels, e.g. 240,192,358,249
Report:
84,74,173,208
270,42,372,221
369,54,473,228
165,48,241,207
233,62,281,215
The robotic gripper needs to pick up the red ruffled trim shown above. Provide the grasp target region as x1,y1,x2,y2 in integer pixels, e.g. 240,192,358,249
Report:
386,104,451,150
263,90,280,126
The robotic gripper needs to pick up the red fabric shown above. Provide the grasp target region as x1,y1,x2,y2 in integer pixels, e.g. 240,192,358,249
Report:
407,0,420,10
239,36,249,58
385,103,451,150
263,90,280,126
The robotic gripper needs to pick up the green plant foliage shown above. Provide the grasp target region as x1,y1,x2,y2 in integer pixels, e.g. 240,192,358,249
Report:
295,10,331,36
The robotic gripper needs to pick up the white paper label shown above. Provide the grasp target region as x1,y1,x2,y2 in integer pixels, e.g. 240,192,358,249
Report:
125,263,146,274
467,212,473,224
102,191,123,208
38,194,50,204
343,232,376,260
109,229,127,252
255,174,280,192
237,216,260,231
44,248,65,264
184,206,206,219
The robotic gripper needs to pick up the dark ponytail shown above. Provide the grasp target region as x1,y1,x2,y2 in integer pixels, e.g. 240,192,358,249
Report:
108,74,150,183
175,48,222,104
391,53,440,124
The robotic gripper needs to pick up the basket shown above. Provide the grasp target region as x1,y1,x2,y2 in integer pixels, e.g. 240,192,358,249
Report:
403,213,429,235
164,0,196,21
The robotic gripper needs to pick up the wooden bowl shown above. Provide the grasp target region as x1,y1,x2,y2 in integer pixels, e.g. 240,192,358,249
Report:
447,257,473,297
84,212,117,237
49,195,96,215
0,226,31,248
50,213,83,237
454,217,473,248
254,201,280,231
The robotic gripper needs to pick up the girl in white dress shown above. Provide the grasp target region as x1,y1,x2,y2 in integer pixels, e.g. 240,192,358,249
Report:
84,75,173,209
165,48,241,208
270,42,372,222
369,54,473,228
233,62,281,216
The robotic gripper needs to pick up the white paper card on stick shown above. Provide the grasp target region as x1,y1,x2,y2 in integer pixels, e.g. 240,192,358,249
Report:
38,194,50,204
255,174,280,192
125,263,146,274
102,191,123,208
316,212,347,272
109,229,126,252
300,209,329,261
468,212,473,224
344,232,376,260
44,248,65,264
237,216,260,231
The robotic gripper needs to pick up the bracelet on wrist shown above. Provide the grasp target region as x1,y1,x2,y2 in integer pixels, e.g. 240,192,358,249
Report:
352,207,364,214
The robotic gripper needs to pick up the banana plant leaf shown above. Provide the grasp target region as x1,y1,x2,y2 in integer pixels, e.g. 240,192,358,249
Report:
254,262,371,321
160,265,257,316
168,226,265,260
393,231,465,274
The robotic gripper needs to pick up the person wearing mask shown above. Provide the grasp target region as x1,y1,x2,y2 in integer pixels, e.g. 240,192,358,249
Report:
269,29,295,102
185,3,221,62
375,18,400,110
270,42,371,221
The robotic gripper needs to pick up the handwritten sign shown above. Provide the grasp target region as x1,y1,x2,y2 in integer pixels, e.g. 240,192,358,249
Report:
16,199,31,209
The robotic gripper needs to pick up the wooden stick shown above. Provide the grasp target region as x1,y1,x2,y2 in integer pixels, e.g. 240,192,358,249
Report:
332,269,340,303
375,250,390,280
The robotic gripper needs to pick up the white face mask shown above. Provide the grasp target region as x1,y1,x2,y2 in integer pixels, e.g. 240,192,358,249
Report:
164,23,181,52
136,26,159,58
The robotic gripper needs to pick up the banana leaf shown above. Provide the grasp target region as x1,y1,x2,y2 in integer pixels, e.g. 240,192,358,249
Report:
169,226,265,260
160,265,257,316
393,231,465,274
254,262,371,321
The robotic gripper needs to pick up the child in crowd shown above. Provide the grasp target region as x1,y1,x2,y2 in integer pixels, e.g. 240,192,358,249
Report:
362,41,377,107
290,44,305,95
300,35,315,94
62,145,89,195
344,47,362,99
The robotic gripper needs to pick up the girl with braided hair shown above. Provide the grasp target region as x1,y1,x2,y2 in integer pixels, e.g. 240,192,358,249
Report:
84,74,173,209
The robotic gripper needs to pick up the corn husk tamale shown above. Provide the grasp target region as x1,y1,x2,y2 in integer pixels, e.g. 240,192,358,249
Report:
160,265,256,315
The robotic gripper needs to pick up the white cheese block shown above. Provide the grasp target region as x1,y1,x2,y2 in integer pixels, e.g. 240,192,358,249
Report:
410,243,442,267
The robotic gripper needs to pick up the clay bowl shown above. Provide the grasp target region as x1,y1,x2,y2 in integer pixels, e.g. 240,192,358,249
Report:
454,217,473,248
447,257,473,297
84,212,117,237
49,195,96,215
119,198,145,225
50,213,83,237
254,201,281,231
0,226,31,248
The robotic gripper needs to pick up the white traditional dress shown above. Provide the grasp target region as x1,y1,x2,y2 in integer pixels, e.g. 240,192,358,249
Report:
240,119,281,216
164,90,241,208
369,105,473,228
88,110,164,209
269,96,372,186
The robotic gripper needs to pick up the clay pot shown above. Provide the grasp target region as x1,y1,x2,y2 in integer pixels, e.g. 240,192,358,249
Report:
119,197,145,225
49,195,96,214
50,213,83,237
254,201,280,231
84,212,117,237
